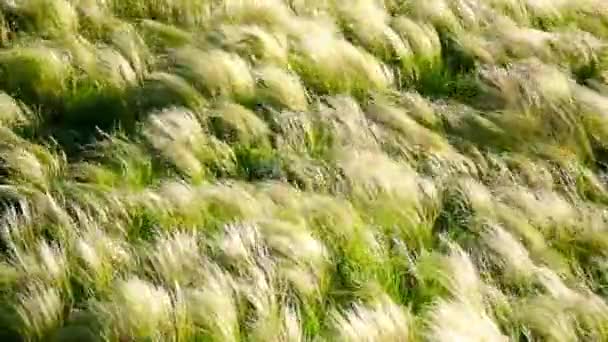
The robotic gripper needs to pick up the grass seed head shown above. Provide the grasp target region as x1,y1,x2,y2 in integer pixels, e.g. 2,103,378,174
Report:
331,294,412,342
427,299,507,342
16,283,64,340
103,276,174,339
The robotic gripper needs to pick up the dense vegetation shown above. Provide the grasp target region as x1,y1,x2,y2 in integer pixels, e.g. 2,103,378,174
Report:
1,0,608,340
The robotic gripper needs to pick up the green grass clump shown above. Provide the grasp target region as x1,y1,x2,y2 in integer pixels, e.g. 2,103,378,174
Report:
2,0,608,341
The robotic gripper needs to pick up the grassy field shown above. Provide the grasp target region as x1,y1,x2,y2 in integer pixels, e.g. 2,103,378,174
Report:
0,0,608,340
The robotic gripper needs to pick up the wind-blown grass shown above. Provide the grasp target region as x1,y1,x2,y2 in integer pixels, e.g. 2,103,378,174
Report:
0,0,608,341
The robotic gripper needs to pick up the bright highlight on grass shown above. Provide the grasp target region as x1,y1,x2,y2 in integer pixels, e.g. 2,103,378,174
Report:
0,0,608,341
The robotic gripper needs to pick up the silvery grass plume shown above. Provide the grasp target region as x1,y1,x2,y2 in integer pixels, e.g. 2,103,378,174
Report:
330,294,413,342
336,148,439,249
216,220,320,339
209,102,270,144
406,0,462,33
108,0,212,27
218,221,268,268
0,92,29,127
0,43,72,106
253,65,309,111
497,185,577,229
2,209,71,288
137,18,194,50
94,46,138,88
103,21,150,76
335,0,410,60
15,282,64,340
440,177,496,229
238,255,282,341
186,262,240,342
289,16,394,95
338,149,420,201
147,230,202,286
477,59,573,111
97,276,174,340
218,0,293,29
2,0,608,340
426,299,508,342
516,295,579,342
194,182,269,221
258,219,328,296
391,16,442,75
278,304,304,342
143,106,235,180
0,139,67,193
214,24,289,66
535,266,608,336
481,224,539,285
139,71,207,111
2,0,78,38
143,107,207,179
317,95,380,149
1,148,57,189
414,242,485,307
397,91,441,129
170,47,256,101
365,100,451,154
74,225,132,292
165,180,247,219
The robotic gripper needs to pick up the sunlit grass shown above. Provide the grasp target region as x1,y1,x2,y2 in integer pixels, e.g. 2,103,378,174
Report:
0,0,607,341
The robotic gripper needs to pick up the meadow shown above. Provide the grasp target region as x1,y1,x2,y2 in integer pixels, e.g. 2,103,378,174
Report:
0,0,608,340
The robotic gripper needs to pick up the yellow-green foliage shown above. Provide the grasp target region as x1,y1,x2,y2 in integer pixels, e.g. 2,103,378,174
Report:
0,0,608,341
